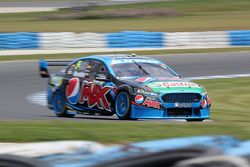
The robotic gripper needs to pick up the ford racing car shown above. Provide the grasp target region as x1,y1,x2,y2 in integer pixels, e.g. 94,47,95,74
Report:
39,54,211,121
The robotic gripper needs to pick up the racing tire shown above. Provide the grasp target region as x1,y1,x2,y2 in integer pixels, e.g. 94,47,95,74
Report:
115,91,133,120
186,119,205,122
52,90,75,118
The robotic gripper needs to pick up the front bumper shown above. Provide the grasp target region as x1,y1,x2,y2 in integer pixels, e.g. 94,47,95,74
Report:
130,104,210,119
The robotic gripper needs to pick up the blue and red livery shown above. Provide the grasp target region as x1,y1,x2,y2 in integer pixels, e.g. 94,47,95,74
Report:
39,54,211,121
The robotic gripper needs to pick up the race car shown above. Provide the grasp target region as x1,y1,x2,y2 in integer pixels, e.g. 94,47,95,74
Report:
39,54,211,121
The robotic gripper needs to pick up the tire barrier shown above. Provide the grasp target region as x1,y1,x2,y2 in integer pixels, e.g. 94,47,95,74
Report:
106,31,164,48
0,30,250,50
228,30,250,46
165,31,230,47
0,32,39,50
39,32,107,49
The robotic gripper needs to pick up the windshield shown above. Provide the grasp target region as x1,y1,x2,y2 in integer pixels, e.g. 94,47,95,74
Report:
111,62,178,78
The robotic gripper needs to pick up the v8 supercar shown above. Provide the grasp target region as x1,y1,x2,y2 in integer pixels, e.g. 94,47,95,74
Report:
39,54,211,121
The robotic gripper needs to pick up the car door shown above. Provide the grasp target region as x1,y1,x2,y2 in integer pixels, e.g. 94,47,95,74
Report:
88,60,117,113
64,59,91,108
64,59,112,113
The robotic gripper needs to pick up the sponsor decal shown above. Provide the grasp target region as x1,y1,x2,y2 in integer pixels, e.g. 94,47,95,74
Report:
66,78,112,111
135,77,154,83
143,99,161,109
174,102,192,108
135,95,144,104
148,82,199,88
201,99,208,108
66,77,80,104
79,81,111,111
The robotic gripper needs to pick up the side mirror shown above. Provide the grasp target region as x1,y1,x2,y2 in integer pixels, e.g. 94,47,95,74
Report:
95,73,110,82
40,67,49,78
39,60,49,78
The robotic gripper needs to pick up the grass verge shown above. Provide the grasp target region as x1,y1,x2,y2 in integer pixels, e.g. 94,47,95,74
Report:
0,77,250,143
1,47,250,61
0,0,250,32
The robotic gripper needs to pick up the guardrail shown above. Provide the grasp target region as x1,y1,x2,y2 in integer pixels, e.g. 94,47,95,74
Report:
0,30,250,50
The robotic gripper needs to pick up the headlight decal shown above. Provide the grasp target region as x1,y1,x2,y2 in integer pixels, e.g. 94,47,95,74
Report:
134,88,157,96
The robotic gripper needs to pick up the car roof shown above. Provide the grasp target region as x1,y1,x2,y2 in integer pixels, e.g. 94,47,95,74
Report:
73,54,175,76
78,54,159,63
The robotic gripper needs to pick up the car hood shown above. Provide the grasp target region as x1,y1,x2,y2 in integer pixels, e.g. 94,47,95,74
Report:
120,77,205,94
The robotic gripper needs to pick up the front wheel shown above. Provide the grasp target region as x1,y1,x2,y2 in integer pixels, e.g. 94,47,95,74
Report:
115,91,132,120
52,90,75,118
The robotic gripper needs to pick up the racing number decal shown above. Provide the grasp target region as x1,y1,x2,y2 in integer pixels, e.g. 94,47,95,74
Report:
66,77,112,111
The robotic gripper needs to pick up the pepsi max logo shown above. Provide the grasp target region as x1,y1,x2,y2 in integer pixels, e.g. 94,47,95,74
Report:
135,95,144,104
201,99,207,108
66,77,80,104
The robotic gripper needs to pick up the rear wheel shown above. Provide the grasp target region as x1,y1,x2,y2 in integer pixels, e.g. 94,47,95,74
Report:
186,119,204,122
53,90,75,118
115,91,132,120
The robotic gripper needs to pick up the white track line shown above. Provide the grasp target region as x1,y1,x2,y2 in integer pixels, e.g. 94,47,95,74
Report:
26,91,47,107
26,74,250,107
185,73,250,80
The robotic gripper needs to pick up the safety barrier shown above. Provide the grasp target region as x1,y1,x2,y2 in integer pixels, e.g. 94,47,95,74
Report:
106,31,164,48
165,31,229,47
0,30,250,50
228,30,250,46
39,32,106,49
0,32,39,49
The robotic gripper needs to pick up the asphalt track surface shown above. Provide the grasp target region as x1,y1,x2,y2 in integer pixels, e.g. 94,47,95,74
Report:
0,0,158,7
0,51,250,121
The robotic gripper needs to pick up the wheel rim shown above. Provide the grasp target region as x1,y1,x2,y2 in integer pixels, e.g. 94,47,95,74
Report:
115,92,129,117
53,91,65,114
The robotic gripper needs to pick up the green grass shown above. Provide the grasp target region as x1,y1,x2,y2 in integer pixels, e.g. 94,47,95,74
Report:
93,0,250,14
1,47,250,61
0,0,250,32
0,77,250,142
1,12,249,32
0,0,107,2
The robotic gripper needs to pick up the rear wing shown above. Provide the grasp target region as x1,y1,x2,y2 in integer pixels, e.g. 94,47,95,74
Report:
39,60,72,78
